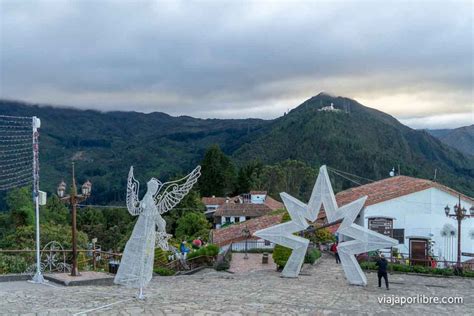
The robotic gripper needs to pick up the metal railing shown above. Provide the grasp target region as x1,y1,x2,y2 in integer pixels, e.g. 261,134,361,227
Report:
230,240,274,252
0,248,122,275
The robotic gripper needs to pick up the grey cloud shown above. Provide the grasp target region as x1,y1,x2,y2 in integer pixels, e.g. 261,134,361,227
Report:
0,0,472,128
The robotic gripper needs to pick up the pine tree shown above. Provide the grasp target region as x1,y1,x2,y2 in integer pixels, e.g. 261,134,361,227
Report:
199,145,236,197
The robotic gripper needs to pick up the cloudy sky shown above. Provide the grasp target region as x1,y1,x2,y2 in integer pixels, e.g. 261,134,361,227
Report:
0,0,472,129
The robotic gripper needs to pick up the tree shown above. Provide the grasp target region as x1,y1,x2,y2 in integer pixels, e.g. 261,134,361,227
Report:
236,161,263,193
199,145,236,197
6,187,34,228
306,227,335,244
175,212,210,241
77,207,134,251
0,223,88,250
40,195,69,225
258,160,317,201
163,189,206,236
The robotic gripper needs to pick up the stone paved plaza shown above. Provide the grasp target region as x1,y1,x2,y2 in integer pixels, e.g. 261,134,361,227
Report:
1,255,472,315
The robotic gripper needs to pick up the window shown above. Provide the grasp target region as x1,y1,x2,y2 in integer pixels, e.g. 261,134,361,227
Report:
235,217,240,223
225,217,231,223
264,240,271,246
393,229,405,244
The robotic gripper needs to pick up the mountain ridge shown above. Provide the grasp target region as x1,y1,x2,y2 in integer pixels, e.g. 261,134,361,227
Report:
427,125,474,157
1,95,472,203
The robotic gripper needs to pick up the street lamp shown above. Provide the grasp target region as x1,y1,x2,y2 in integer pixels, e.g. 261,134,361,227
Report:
242,226,251,260
57,162,92,276
444,194,472,272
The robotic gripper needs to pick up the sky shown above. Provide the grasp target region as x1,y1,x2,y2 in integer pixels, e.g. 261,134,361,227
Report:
0,0,472,129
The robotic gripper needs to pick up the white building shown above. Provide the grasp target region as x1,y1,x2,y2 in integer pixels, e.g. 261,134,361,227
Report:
203,191,284,228
321,176,474,264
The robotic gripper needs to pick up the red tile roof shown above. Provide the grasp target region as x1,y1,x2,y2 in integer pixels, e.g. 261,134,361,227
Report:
214,203,274,217
250,190,267,195
211,214,284,246
202,197,228,205
264,196,284,210
317,175,474,222
336,176,472,207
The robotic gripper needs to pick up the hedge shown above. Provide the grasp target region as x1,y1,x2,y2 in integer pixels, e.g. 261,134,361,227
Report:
154,267,175,276
359,261,473,277
273,246,321,269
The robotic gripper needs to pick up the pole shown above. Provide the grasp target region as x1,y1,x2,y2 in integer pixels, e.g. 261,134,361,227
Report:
457,195,462,270
31,117,44,283
92,241,96,271
71,162,79,276
457,217,461,269
244,237,248,259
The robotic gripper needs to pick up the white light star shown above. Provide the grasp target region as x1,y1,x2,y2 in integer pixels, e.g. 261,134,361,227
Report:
314,166,398,286
255,165,398,284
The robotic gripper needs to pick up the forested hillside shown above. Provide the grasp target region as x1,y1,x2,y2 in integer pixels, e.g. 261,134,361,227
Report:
1,93,473,205
428,125,474,157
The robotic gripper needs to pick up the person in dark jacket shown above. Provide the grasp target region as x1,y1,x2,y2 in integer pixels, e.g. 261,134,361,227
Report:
376,254,389,290
330,242,340,264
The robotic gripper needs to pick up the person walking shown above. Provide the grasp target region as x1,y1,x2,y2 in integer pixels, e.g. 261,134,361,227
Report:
180,241,190,259
331,242,341,264
376,254,389,290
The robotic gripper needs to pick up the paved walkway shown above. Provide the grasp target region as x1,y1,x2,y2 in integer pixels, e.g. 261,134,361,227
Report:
229,253,277,274
1,254,472,315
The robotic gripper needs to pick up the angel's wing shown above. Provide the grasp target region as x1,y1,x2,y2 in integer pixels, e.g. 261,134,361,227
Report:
154,165,201,215
126,166,142,216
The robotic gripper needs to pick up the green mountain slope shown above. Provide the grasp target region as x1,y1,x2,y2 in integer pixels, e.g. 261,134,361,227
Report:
1,94,473,203
0,100,270,203
427,125,474,156
233,93,474,194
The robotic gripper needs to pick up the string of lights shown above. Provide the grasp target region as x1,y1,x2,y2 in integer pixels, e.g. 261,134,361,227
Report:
0,115,33,191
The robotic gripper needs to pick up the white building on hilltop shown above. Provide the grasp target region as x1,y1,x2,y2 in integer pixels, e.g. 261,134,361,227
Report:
318,102,341,112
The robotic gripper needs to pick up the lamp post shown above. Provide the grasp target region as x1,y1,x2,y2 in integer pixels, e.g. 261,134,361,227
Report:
242,226,251,260
57,162,92,276
444,194,474,271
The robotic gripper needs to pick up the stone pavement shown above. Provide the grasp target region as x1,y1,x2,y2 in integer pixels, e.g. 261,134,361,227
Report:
1,254,472,315
229,253,277,274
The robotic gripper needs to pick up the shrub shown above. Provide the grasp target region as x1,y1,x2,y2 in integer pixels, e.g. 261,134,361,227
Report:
306,228,335,244
413,265,429,274
305,249,321,264
360,261,377,270
154,267,175,276
0,254,30,274
175,212,210,241
462,270,474,278
154,248,170,267
272,245,292,269
187,244,219,260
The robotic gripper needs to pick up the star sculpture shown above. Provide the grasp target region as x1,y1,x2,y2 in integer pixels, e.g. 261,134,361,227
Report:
254,192,315,277
309,165,399,285
255,165,398,284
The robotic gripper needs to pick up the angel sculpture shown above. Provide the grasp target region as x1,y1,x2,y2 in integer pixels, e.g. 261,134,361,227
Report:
114,165,201,299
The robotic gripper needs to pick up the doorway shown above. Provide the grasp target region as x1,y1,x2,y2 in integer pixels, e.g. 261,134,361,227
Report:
409,238,428,266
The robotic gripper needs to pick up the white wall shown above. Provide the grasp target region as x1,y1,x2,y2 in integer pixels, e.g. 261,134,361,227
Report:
251,194,266,204
220,216,248,225
363,188,474,262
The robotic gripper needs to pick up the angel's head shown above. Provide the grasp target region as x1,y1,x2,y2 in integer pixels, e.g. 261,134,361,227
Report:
147,178,162,195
